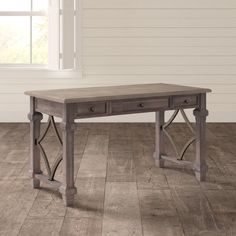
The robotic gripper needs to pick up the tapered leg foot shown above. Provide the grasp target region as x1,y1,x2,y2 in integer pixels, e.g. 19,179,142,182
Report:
194,163,208,182
32,178,40,188
155,158,165,168
29,169,41,188
153,152,165,168
195,172,205,182
60,186,77,207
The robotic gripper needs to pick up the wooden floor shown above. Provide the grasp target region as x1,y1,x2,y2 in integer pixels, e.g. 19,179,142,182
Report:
0,123,236,236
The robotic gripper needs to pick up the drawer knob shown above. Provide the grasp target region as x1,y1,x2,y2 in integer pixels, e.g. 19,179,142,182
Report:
184,99,189,104
90,106,95,112
138,103,144,108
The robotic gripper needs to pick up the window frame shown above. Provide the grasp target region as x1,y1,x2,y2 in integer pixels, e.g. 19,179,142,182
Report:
0,0,82,77
0,0,48,67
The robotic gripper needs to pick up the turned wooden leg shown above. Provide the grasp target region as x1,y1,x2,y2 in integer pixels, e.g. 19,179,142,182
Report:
154,111,165,168
59,104,77,206
193,93,209,181
28,97,43,188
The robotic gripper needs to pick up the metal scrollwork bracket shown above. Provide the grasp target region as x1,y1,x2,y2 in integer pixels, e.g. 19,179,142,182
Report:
37,116,63,181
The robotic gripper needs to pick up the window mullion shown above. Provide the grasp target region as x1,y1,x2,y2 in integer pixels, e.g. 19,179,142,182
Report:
29,0,33,64
0,11,46,16
0,1,53,67
60,0,75,69
48,0,60,69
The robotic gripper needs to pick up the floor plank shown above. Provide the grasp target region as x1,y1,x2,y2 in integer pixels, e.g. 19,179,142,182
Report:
66,177,106,219
138,189,184,236
204,190,236,236
60,217,102,236
0,123,235,236
172,186,223,236
107,151,136,182
0,179,38,235
102,182,142,236
18,218,64,236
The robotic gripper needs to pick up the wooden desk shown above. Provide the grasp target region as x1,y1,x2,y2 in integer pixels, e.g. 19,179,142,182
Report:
25,83,211,206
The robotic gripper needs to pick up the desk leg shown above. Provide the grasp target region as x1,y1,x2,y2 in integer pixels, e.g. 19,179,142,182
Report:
154,111,165,167
193,94,209,181
59,105,77,206
28,97,43,188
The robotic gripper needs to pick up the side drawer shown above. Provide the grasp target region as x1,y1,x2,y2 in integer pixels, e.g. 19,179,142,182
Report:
172,95,198,108
76,102,107,117
111,97,169,114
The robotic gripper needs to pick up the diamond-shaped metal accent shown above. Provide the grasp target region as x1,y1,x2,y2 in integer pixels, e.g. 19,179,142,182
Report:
163,109,196,160
37,116,62,181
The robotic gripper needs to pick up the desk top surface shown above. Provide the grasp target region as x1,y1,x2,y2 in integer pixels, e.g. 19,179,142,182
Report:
25,83,211,104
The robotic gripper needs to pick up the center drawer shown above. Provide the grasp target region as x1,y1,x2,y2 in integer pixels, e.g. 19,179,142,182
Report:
76,102,107,117
111,97,169,114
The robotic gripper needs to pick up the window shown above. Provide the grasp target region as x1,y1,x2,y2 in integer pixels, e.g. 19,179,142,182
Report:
0,0,80,70
0,0,48,66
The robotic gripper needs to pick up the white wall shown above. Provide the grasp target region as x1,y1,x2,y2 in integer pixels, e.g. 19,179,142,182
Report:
0,0,236,122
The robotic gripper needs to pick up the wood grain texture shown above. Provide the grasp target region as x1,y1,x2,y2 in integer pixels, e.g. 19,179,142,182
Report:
204,190,236,236
0,179,38,236
172,186,222,236
59,104,77,206
18,218,64,236
60,218,102,236
193,93,208,181
29,97,43,188
77,133,109,178
66,177,106,219
138,189,184,236
25,83,211,103
107,151,136,182
0,123,235,236
102,182,142,236
154,111,165,168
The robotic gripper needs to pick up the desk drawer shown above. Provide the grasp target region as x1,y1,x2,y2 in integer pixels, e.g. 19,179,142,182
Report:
76,102,107,117
111,97,169,114
173,95,197,108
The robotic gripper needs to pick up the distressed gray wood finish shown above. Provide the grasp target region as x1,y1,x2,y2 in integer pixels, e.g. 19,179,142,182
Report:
24,83,211,103
102,182,142,236
35,98,63,117
28,97,43,188
0,123,236,235
193,93,209,181
111,97,169,115
59,104,77,206
60,218,102,236
154,111,165,167
25,83,211,206
172,95,198,108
